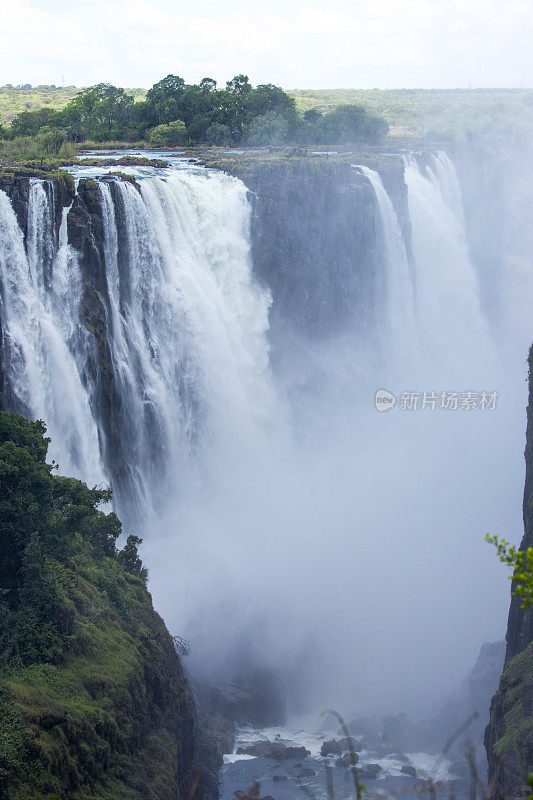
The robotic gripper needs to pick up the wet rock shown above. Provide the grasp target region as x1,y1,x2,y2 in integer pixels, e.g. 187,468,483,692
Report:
335,752,359,768
358,763,381,779
199,668,286,727
321,737,359,757
236,741,310,760
401,765,417,778
298,767,316,778
321,739,342,756
337,737,361,752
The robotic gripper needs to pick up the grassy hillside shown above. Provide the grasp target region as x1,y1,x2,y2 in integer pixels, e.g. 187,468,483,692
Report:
2,84,532,139
0,86,146,125
288,88,533,138
0,410,195,800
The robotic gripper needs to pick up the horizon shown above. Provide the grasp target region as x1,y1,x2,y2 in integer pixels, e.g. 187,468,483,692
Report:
2,82,532,92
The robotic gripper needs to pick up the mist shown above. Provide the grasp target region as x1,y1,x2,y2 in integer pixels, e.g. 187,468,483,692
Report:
140,147,533,722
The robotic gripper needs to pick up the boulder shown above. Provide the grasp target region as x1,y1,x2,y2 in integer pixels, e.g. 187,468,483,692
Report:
298,767,316,778
236,741,310,760
338,737,361,752
321,737,360,756
335,752,359,768
321,739,342,756
401,765,417,778
358,763,381,780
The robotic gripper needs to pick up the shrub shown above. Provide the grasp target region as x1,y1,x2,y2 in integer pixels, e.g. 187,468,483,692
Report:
147,119,188,146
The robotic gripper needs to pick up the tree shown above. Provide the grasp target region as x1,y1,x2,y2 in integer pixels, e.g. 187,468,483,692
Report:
61,84,134,141
205,122,233,145
11,107,61,136
144,74,186,126
199,77,217,92
118,535,148,582
147,119,188,146
246,111,290,145
304,108,322,124
226,74,252,95
0,409,149,666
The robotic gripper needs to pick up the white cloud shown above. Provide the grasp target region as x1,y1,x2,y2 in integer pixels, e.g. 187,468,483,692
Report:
0,0,531,88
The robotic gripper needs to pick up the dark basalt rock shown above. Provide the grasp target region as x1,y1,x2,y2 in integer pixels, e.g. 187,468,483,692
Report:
0,173,31,231
297,767,316,778
485,346,533,798
236,741,310,760
401,765,417,778
209,155,411,343
321,739,342,756
322,736,361,758
335,752,359,768
358,763,381,779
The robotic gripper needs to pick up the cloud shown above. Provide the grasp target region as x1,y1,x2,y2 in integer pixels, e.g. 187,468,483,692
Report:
0,0,531,89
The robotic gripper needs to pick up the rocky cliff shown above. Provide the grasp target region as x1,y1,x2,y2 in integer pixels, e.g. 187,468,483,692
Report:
0,407,221,800
485,346,533,798
205,152,411,342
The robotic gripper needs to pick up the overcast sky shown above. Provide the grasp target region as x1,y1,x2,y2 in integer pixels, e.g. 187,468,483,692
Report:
1,0,532,90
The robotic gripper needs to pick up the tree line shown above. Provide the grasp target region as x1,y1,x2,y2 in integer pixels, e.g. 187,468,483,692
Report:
0,74,389,148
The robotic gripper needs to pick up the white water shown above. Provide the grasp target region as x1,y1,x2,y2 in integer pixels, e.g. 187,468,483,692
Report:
403,152,493,383
355,164,418,381
0,184,105,484
0,154,528,726
98,171,274,519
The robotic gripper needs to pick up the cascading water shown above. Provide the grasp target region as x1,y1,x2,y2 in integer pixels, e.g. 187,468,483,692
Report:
355,164,418,380
0,153,527,743
0,183,105,485
403,152,494,383
1,168,275,524
97,170,274,520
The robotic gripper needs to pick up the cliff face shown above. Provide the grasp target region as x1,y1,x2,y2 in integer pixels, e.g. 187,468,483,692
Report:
206,154,411,341
0,408,218,800
485,347,533,798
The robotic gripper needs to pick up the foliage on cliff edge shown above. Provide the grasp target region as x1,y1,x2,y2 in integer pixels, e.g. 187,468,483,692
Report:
0,410,194,800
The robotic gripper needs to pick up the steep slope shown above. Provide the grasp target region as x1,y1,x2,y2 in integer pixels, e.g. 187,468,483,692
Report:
485,347,533,798
0,410,207,800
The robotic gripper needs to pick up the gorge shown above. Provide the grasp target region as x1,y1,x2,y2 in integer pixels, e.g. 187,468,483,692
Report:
1,141,532,798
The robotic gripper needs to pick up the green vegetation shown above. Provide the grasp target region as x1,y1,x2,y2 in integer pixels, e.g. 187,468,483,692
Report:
486,534,533,608
0,410,192,799
0,76,388,150
288,88,533,139
2,84,532,145
491,643,533,773
147,120,188,146
0,85,146,127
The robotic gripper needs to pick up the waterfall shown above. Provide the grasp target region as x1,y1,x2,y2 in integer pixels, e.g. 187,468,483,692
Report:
0,153,522,718
355,164,418,380
0,184,105,485
402,153,492,383
0,169,273,524
97,171,273,519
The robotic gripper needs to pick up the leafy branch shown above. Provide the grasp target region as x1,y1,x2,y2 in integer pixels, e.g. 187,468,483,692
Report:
486,534,533,609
